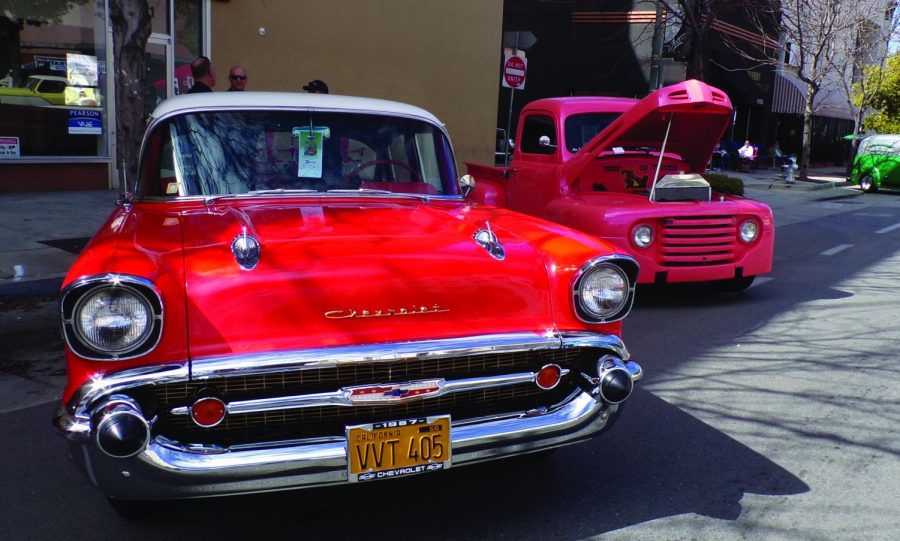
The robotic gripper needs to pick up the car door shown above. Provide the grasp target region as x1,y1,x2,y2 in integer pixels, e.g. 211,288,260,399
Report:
506,111,561,218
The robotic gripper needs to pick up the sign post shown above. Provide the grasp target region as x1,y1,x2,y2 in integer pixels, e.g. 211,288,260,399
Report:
502,49,527,166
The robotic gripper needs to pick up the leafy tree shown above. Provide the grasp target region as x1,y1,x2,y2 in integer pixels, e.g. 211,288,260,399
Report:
861,54,900,134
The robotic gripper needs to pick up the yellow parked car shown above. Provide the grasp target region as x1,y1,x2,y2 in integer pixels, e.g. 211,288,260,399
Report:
0,74,67,106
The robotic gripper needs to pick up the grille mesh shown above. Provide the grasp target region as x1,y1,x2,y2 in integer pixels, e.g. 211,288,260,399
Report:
132,348,588,447
660,215,736,266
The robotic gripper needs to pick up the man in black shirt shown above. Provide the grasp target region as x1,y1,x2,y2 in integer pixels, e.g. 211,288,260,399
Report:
186,56,216,93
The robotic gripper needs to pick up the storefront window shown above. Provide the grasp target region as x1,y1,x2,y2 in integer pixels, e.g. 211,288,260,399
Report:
0,2,109,159
174,0,203,95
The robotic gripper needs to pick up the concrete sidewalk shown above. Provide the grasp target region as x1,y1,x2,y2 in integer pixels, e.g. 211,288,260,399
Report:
0,167,858,302
0,189,119,301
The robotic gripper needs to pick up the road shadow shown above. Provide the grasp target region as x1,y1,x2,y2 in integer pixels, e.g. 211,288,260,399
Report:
1,393,807,539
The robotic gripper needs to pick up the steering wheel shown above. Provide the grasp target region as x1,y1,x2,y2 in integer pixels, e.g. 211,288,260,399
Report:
345,159,422,184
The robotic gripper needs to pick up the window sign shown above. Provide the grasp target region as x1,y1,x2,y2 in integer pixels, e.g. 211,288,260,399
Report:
66,54,99,87
0,137,20,157
68,110,102,135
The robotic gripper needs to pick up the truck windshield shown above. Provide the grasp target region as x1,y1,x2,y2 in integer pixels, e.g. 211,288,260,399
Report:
565,112,621,152
139,110,457,198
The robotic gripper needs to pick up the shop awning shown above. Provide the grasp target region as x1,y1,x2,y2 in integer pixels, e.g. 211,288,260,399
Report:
772,70,855,120
772,70,806,115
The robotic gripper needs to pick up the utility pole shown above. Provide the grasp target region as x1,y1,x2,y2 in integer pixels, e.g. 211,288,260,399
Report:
648,0,665,92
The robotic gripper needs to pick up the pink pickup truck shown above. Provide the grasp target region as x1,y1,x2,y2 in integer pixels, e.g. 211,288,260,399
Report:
466,79,773,291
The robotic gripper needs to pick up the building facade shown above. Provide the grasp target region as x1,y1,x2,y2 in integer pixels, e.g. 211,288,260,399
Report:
0,0,502,193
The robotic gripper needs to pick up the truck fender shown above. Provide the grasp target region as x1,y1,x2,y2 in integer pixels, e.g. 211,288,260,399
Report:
464,162,509,207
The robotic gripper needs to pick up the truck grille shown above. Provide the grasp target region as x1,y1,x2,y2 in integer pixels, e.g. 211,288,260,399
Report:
659,215,736,267
132,348,589,448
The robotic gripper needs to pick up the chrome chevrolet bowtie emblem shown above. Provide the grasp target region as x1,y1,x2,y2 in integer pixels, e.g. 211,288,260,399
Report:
344,379,445,404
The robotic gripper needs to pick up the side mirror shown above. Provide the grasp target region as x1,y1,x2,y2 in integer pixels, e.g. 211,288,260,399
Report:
538,135,557,149
458,174,476,197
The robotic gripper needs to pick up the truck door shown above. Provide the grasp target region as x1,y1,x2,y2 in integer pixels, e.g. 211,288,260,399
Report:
507,112,561,217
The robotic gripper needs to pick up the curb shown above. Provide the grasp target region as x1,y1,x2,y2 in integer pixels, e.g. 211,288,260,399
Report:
0,277,62,303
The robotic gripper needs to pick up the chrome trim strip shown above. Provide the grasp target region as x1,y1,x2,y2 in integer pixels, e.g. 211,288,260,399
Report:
55,331,628,442
171,368,571,417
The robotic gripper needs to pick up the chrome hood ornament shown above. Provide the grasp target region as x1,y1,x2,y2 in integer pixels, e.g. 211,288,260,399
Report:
231,227,261,270
473,221,505,260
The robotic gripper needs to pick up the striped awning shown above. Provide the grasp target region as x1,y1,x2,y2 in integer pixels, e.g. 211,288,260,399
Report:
772,71,806,115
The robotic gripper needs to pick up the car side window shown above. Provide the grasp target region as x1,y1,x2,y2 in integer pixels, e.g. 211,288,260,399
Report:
519,114,556,155
42,80,67,93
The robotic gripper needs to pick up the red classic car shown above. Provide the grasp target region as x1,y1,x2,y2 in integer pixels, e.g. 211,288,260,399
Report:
53,92,643,504
466,80,774,291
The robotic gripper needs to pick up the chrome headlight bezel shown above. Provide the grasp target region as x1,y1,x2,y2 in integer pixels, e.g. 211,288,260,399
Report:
739,219,760,243
632,224,654,248
571,255,639,324
61,274,164,361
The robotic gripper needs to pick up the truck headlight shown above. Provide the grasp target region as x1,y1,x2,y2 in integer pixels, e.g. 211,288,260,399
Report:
62,275,163,360
572,256,638,323
739,220,760,243
632,225,654,248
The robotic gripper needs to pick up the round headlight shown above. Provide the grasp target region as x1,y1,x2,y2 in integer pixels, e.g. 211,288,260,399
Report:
739,220,760,243
632,225,654,248
577,265,629,321
73,287,152,354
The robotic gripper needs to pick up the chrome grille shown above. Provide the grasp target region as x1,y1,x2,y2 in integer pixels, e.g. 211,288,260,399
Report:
133,348,588,447
660,215,736,266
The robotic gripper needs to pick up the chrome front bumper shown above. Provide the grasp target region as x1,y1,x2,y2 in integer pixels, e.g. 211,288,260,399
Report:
53,331,642,500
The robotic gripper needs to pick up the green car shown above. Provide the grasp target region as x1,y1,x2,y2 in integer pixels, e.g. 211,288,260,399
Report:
850,134,900,193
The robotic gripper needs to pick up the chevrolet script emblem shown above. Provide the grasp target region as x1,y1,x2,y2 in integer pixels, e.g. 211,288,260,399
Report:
344,379,445,404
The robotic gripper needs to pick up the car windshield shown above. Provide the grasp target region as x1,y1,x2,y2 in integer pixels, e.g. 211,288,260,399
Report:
139,110,458,197
564,112,621,152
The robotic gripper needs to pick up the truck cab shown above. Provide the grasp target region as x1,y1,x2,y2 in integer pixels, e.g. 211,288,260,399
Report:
466,80,774,291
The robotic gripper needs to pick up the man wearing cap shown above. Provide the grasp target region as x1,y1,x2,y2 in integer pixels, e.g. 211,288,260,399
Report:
227,66,248,91
303,79,329,94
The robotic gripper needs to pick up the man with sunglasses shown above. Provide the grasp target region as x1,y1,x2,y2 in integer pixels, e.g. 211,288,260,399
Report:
227,66,248,91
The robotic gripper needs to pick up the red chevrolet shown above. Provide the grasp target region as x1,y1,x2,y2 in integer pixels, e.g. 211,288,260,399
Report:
467,80,773,291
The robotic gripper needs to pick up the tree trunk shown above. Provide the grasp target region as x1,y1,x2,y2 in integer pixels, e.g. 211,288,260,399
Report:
109,0,151,195
798,89,818,181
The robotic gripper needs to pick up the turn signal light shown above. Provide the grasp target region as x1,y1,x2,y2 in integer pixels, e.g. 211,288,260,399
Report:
536,364,562,390
191,397,226,428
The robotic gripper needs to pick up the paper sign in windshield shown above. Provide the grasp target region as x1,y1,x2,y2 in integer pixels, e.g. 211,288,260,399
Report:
294,126,330,178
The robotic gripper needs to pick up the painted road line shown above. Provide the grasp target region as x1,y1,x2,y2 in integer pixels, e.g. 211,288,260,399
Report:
876,223,900,234
820,244,853,256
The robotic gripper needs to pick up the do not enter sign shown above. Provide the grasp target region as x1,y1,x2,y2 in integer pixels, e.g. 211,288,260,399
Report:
502,53,527,90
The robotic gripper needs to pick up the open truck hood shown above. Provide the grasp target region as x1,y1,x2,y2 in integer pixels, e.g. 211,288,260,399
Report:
564,79,733,183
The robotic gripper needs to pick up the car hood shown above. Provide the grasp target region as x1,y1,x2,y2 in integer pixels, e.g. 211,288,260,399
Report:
564,79,733,182
180,198,557,358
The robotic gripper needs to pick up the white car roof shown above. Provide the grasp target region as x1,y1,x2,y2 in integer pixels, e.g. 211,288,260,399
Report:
149,91,444,127
30,74,67,83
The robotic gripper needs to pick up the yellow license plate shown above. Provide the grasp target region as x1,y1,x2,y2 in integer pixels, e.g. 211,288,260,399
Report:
347,416,451,482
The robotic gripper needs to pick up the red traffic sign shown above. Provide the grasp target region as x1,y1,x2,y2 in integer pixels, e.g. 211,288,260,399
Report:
503,54,527,89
